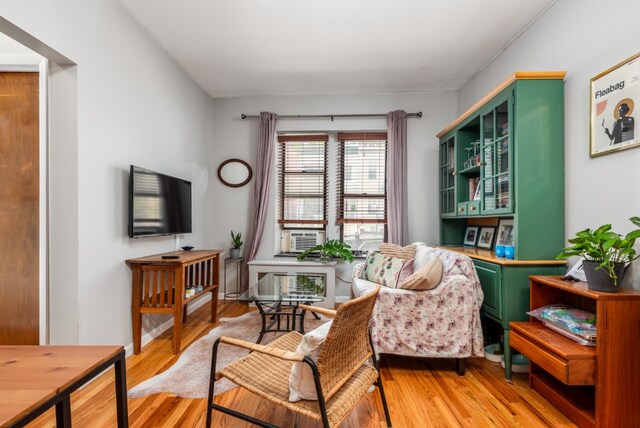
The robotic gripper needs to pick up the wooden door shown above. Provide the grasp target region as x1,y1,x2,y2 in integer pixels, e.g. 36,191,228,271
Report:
0,72,39,344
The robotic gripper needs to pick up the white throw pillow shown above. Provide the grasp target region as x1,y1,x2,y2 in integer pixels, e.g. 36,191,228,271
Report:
288,320,333,402
412,243,435,273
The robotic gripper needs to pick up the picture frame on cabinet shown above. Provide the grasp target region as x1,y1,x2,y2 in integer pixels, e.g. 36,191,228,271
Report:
463,226,479,246
496,219,514,247
590,51,640,158
477,226,496,249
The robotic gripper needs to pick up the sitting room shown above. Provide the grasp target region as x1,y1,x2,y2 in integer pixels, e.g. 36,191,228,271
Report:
1,0,640,427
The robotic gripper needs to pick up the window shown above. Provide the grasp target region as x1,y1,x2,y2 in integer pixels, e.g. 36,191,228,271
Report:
337,132,387,251
277,135,328,230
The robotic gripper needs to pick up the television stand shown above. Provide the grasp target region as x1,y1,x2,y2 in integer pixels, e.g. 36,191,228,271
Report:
126,249,222,354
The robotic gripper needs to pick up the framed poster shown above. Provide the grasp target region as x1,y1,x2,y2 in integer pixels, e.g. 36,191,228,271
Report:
590,52,640,157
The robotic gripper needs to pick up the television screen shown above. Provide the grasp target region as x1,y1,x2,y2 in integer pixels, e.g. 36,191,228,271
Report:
128,165,192,238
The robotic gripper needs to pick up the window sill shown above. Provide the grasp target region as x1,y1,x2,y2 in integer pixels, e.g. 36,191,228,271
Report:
274,252,368,260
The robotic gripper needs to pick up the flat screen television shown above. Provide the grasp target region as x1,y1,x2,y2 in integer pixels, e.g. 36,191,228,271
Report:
128,165,192,238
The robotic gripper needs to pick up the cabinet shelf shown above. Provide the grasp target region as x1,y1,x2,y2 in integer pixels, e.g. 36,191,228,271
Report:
530,372,595,428
459,165,480,175
183,285,216,304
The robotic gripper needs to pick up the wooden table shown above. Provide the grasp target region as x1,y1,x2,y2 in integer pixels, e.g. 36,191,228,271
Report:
126,250,221,354
0,345,128,427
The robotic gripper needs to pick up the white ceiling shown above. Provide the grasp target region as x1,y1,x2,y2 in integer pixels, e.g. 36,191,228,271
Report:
119,0,557,99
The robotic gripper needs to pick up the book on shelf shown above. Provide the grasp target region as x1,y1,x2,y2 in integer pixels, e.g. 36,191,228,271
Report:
543,321,596,346
468,177,479,201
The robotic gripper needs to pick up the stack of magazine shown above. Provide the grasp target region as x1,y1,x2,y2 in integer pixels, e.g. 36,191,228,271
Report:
527,304,596,346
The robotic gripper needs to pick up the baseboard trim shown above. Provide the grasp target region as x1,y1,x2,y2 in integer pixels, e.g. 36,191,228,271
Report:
123,292,351,356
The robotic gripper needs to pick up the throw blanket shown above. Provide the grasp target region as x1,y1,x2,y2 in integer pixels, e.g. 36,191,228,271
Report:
353,247,484,358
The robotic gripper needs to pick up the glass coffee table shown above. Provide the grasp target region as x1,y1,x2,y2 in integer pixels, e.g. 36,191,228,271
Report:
238,273,326,343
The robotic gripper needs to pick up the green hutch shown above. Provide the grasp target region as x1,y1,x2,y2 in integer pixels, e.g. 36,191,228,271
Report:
437,72,567,378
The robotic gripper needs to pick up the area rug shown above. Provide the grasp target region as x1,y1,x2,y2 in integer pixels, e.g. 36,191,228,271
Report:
128,310,328,399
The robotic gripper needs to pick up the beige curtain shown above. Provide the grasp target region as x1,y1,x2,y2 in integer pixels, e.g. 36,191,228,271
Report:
242,112,277,291
386,110,408,245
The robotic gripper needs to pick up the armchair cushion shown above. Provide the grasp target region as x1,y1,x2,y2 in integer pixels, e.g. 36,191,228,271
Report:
397,256,443,290
288,320,333,402
379,243,416,259
362,252,414,288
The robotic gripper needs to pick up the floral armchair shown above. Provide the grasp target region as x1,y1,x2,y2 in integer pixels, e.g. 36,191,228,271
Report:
351,244,484,374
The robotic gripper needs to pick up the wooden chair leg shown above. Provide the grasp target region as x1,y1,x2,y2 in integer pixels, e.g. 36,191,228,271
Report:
455,358,467,376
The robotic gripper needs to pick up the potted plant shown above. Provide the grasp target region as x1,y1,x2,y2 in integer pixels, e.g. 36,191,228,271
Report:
230,231,243,259
557,216,640,292
296,239,355,263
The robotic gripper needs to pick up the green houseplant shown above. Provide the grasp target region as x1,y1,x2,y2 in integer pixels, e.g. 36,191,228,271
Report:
557,216,640,291
296,239,355,263
230,231,243,259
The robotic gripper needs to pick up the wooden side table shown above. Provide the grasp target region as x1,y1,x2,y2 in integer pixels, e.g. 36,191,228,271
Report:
126,249,221,354
224,257,244,299
510,275,640,427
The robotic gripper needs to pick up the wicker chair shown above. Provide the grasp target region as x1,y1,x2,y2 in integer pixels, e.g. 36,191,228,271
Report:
206,286,392,428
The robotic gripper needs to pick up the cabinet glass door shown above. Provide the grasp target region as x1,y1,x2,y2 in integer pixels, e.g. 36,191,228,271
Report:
440,136,456,216
481,100,512,214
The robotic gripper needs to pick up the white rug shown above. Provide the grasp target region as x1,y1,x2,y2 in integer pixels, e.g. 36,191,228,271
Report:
128,310,328,399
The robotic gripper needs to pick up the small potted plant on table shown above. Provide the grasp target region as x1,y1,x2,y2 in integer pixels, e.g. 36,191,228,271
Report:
557,216,640,292
230,231,243,259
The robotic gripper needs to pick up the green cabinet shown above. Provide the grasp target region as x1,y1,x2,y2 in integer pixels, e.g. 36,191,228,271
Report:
438,72,565,259
437,72,567,378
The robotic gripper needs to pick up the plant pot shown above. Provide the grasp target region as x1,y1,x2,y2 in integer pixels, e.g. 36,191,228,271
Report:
230,248,241,259
318,250,331,263
582,260,624,293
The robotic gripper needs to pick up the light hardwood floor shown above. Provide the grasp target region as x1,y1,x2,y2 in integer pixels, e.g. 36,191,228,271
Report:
29,300,575,427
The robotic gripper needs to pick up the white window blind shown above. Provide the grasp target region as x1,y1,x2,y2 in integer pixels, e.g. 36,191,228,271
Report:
277,134,328,229
337,132,387,249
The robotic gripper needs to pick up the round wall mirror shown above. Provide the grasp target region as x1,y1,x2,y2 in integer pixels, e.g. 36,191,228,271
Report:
217,158,253,188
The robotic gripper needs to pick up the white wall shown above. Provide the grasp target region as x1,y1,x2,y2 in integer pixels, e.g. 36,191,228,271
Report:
459,0,640,289
0,0,216,347
210,92,457,297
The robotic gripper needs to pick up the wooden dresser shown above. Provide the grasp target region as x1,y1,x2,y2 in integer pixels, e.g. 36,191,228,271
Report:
509,275,640,427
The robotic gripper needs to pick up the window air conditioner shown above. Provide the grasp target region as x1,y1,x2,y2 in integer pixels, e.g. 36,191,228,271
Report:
282,230,325,253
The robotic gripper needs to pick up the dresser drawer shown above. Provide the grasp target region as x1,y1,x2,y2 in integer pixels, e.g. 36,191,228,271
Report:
457,202,467,216
509,322,595,386
467,200,480,215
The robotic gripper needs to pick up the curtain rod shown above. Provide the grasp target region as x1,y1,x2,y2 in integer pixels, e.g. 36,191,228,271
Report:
240,112,422,121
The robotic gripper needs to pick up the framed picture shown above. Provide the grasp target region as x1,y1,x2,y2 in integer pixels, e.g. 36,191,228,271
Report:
477,226,496,249
463,226,479,246
496,218,514,247
590,52,640,157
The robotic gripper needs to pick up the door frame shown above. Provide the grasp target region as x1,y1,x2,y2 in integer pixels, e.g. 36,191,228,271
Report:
0,58,49,344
